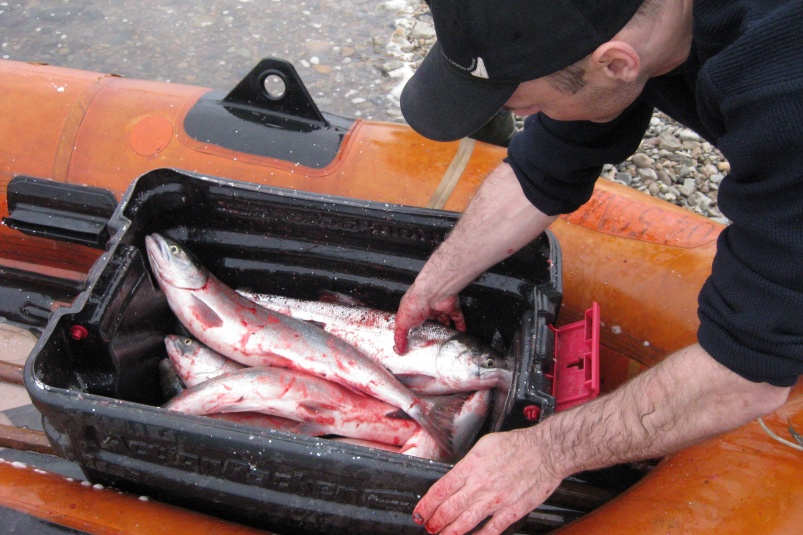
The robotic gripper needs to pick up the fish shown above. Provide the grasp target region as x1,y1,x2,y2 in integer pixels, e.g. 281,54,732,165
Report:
162,332,490,461
164,334,244,388
145,233,464,454
158,358,186,399
163,366,422,446
162,333,486,460
238,291,507,395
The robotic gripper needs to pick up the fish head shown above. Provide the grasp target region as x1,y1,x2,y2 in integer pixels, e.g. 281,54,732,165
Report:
164,334,199,358
437,335,504,389
145,233,208,290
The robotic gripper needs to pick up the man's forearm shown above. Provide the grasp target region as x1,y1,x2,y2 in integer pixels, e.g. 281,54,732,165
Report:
537,344,790,478
394,162,556,350
413,162,556,298
412,344,790,535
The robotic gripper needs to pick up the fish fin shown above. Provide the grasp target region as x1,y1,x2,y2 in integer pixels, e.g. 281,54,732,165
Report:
396,373,438,392
318,290,365,306
189,295,224,328
293,422,330,437
298,400,340,414
301,319,328,330
384,408,413,420
263,354,295,368
413,392,471,458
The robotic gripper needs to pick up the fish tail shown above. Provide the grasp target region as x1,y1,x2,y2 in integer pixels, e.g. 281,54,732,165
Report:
412,392,471,458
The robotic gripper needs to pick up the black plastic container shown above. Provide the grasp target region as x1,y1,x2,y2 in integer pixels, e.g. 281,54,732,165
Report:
23,169,573,534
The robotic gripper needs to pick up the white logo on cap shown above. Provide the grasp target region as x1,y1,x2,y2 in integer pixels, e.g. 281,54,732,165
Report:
471,57,489,79
442,50,491,79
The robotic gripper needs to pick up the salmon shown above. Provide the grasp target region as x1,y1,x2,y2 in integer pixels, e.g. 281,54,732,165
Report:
164,334,244,387
239,291,508,395
163,366,421,446
145,233,465,454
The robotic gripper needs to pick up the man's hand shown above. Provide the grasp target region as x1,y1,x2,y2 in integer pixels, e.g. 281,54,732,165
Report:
412,429,563,535
393,284,466,354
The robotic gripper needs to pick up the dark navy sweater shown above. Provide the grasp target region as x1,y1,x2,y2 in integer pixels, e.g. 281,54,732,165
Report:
506,0,803,386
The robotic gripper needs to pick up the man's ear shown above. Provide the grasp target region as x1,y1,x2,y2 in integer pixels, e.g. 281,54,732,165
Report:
591,41,641,83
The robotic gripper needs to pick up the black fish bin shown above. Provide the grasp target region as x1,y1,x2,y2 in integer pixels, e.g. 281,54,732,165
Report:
23,169,576,535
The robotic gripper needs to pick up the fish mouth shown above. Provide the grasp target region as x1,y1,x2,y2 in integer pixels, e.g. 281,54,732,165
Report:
144,234,169,279
163,334,182,355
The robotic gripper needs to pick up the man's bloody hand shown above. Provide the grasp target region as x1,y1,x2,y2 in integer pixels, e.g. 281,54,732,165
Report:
412,429,562,535
393,286,466,354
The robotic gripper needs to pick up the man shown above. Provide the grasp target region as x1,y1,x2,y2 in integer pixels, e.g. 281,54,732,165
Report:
395,0,802,534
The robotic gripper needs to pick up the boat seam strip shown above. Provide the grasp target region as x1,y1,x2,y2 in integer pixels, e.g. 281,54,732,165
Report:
427,137,475,210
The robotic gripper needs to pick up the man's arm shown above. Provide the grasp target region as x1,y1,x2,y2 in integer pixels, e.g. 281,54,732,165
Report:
393,162,557,353
412,344,791,535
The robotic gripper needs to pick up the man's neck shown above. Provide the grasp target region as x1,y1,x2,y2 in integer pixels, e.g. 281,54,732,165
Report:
621,0,695,77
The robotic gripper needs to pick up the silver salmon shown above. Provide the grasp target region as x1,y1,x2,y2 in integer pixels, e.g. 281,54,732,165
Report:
145,233,464,454
163,366,421,446
238,291,506,395
164,334,245,387
158,358,186,399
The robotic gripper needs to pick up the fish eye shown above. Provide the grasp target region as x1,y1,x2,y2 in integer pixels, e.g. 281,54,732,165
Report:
183,338,193,345
484,358,495,368
169,245,180,254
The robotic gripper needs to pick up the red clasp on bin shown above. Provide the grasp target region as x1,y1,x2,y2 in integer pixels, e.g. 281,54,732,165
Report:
523,405,541,422
70,325,89,341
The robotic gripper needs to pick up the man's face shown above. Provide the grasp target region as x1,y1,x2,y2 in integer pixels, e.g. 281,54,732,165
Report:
504,73,646,123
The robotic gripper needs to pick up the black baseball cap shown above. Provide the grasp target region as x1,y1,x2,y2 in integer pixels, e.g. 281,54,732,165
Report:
400,0,645,141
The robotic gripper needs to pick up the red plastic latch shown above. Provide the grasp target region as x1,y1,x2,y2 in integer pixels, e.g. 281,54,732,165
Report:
547,303,601,412
70,325,89,341
523,405,541,422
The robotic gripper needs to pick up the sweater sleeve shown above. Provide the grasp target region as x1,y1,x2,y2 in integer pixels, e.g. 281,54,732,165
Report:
504,99,653,216
692,0,803,386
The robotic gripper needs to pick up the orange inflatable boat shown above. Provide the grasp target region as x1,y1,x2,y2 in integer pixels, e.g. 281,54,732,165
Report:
0,58,800,534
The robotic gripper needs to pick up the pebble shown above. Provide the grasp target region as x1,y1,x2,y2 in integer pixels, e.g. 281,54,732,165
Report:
614,172,633,185
678,129,700,142
410,21,436,40
677,178,695,197
630,153,652,168
658,134,683,152
637,168,657,181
